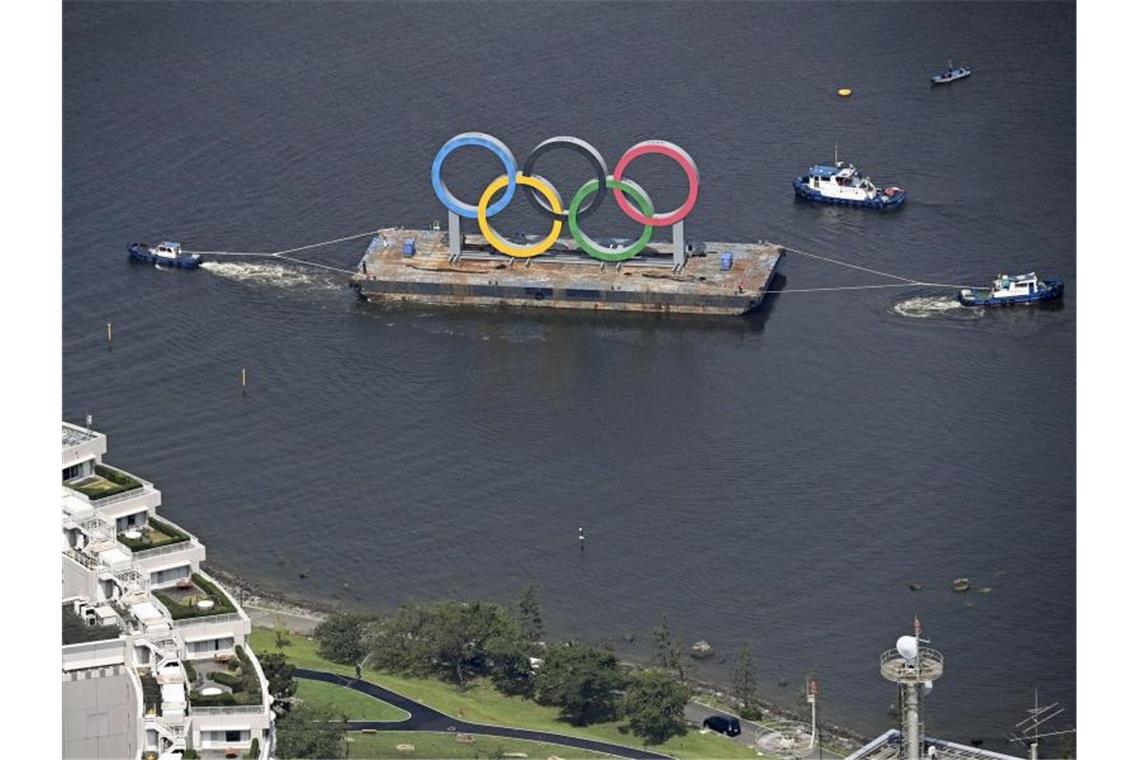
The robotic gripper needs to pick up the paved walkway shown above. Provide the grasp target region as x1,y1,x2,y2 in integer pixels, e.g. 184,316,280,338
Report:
296,668,672,760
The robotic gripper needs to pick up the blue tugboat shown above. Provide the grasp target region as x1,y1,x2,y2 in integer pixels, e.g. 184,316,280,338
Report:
128,241,202,269
793,157,906,210
932,61,972,85
958,272,1063,307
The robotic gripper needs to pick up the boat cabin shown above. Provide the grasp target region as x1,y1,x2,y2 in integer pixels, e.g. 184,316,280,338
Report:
993,272,1040,297
806,163,877,194
154,241,182,259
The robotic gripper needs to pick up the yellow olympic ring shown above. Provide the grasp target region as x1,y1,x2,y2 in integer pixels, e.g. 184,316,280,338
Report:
477,173,563,258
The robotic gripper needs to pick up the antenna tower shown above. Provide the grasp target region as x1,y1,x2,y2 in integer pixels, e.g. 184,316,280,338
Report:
879,615,944,760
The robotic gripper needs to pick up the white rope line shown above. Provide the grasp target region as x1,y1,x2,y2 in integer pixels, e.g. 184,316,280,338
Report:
183,229,984,292
183,228,380,257
779,244,980,289
768,282,955,294
273,230,380,256
274,254,355,275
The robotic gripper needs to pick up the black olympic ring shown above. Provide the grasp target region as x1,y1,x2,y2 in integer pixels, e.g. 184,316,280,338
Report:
520,136,609,222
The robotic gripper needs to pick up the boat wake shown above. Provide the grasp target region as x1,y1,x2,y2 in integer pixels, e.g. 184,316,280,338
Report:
200,261,340,291
893,295,983,320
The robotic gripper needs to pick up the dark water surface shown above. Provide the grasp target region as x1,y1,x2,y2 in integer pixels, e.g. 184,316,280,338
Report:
63,1,1075,742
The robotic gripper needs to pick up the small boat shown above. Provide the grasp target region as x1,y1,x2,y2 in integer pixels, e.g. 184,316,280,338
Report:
953,578,971,593
128,241,202,269
932,61,972,85
793,155,906,210
958,272,1064,307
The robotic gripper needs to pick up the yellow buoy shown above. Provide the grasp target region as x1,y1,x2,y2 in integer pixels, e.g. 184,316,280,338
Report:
837,88,853,97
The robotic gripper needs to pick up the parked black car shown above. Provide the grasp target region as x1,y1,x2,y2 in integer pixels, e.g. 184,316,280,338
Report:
702,715,742,737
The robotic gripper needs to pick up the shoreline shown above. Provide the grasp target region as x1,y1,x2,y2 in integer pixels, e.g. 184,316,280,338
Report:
208,563,869,753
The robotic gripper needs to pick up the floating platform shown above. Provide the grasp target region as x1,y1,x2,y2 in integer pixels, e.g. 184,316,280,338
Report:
350,228,782,316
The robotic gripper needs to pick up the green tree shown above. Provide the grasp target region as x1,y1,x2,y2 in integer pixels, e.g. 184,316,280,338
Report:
273,614,291,649
275,703,346,759
486,626,536,697
534,643,627,725
652,615,688,681
259,652,297,713
624,670,691,744
732,646,759,716
369,600,528,691
517,583,544,642
313,612,374,665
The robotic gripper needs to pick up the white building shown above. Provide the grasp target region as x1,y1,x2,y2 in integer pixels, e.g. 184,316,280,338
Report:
62,421,275,760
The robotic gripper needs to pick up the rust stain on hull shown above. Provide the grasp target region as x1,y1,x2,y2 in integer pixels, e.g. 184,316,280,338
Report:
351,229,782,317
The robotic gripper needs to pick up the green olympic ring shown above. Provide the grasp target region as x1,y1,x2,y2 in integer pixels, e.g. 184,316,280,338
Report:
567,177,655,262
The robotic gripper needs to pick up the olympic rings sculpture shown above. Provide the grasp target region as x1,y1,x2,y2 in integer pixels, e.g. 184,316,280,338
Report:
430,132,700,261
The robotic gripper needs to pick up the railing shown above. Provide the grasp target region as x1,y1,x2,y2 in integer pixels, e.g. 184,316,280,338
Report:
173,611,244,627
65,482,151,508
189,704,266,715
879,647,945,683
129,539,199,559
64,466,156,508
64,548,98,569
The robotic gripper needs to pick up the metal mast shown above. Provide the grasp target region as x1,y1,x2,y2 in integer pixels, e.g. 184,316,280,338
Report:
880,615,944,760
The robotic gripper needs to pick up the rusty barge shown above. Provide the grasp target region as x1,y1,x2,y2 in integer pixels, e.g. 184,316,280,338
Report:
350,228,782,316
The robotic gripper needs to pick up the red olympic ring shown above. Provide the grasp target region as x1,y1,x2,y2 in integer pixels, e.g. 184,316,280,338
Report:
611,140,701,227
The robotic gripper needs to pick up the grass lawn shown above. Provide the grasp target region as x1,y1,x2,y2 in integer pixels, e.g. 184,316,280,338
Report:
346,731,616,759
67,465,142,500
295,679,410,722
68,475,128,499
252,630,757,760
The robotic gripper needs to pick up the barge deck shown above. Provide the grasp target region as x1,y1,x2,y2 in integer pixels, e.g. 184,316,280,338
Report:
350,228,782,316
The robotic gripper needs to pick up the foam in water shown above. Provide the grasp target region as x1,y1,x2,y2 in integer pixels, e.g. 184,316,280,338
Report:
893,295,984,320
200,261,339,291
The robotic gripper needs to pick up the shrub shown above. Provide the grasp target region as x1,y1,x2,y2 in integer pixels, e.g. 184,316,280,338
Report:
189,691,237,706
153,573,237,620
95,464,141,488
184,661,197,682
246,738,260,759
740,705,764,721
183,751,199,760
212,671,244,690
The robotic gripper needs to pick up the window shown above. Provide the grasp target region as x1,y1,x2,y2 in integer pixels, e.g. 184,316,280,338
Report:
188,637,235,655
226,730,241,743
149,565,190,586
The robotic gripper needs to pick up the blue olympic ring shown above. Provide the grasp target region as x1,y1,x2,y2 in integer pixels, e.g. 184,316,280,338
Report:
431,132,518,219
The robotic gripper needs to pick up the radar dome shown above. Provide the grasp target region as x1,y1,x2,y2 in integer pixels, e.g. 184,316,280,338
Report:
896,635,919,661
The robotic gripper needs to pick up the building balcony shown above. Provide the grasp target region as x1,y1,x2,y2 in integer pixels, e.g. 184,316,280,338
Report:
186,645,266,714
153,573,240,621
118,516,192,555
64,464,158,513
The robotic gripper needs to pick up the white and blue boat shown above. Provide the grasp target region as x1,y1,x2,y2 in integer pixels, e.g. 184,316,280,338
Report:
932,61,971,85
958,272,1063,307
793,160,906,210
127,241,202,269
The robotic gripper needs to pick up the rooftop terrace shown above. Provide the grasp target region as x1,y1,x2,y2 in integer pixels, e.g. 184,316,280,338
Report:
153,573,239,620
62,423,99,449
64,464,146,503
